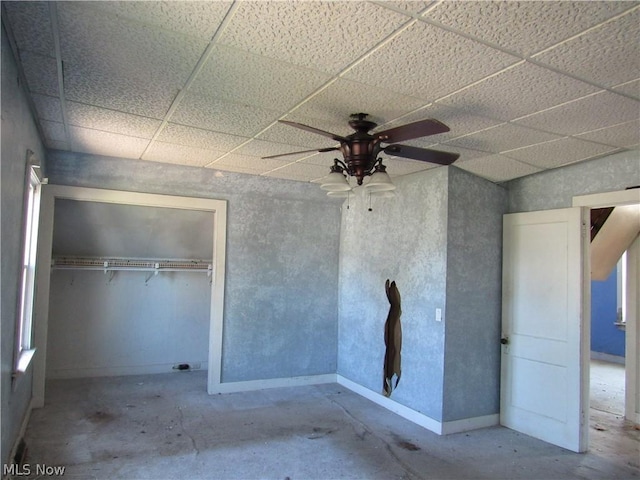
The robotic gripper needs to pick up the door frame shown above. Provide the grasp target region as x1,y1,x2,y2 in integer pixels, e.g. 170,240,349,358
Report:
573,188,640,424
32,185,227,407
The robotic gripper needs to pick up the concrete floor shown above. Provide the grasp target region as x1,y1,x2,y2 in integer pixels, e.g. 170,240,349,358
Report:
21,368,639,480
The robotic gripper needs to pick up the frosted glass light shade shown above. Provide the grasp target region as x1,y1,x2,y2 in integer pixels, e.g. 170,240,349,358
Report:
320,171,351,191
327,190,350,198
364,170,395,192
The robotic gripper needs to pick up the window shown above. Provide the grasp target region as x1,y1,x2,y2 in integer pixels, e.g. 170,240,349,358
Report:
14,152,44,375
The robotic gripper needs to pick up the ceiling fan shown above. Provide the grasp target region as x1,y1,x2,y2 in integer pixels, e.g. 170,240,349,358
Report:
262,113,460,187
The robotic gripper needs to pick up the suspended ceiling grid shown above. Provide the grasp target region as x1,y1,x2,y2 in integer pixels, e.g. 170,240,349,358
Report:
2,0,639,184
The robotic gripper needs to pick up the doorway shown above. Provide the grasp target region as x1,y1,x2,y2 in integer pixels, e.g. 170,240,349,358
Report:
574,189,640,448
32,186,227,407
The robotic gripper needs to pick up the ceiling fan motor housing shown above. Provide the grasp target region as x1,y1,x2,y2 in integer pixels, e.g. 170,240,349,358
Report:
343,115,383,184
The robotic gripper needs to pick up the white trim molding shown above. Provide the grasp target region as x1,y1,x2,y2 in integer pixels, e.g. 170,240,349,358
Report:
210,374,337,394
336,375,499,435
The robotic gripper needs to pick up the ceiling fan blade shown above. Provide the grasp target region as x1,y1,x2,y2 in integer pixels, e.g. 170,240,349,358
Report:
383,144,459,166
375,118,450,144
261,146,340,160
279,120,348,142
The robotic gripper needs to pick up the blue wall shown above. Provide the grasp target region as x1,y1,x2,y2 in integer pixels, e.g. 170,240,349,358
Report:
591,266,625,357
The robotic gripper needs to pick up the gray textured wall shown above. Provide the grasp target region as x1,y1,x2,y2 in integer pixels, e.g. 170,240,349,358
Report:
507,150,639,213
1,25,47,464
443,167,507,422
338,168,449,420
45,152,342,383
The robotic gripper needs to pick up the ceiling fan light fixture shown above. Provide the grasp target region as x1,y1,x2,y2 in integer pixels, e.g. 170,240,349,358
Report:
320,162,351,192
363,163,395,192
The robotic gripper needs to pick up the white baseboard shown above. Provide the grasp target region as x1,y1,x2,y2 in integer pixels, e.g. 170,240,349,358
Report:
590,351,625,365
7,398,34,465
441,413,500,434
336,375,444,434
209,373,337,394
336,375,499,435
47,362,208,379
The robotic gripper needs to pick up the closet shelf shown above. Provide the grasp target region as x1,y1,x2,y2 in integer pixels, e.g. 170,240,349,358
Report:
51,256,213,275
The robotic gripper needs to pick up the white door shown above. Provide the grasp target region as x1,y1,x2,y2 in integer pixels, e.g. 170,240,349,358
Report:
501,207,589,453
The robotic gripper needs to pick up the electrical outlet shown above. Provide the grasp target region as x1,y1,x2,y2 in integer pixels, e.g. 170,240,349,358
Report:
435,308,442,322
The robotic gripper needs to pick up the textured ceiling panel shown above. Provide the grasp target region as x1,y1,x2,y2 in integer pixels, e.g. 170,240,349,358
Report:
218,1,409,74
532,9,639,88
63,65,178,119
69,126,150,159
445,123,561,153
157,124,248,151
613,79,640,99
286,78,427,126
505,138,619,169
19,51,58,97
209,153,289,175
66,102,162,139
343,21,519,101
40,120,66,143
87,0,233,40
575,120,640,149
58,2,207,86
3,1,55,57
425,0,635,57
189,45,332,111
31,94,63,123
438,62,600,121
142,141,224,167
263,161,331,182
514,91,640,136
456,155,542,182
171,91,279,137
3,0,638,186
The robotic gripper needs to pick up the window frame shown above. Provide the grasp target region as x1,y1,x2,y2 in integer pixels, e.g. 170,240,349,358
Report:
13,151,44,378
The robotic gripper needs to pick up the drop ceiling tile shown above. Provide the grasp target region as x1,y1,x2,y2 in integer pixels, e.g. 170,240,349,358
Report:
20,51,58,96
287,78,427,125
142,141,224,167
40,120,66,143
456,155,542,182
63,64,177,119
445,123,562,153
31,94,63,123
613,79,640,99
211,153,290,174
298,151,343,167
264,162,331,182
425,0,635,57
437,62,600,121
514,91,640,136
190,45,332,111
574,120,640,149
532,9,639,87
58,2,206,86
256,121,343,149
87,1,233,40
157,124,248,151
433,145,494,163
46,140,70,151
66,102,162,139
171,91,279,137
343,21,519,101
504,137,619,169
3,1,55,56
377,105,505,144
69,126,149,159
383,1,434,14
383,158,436,177
218,1,410,74
232,139,320,160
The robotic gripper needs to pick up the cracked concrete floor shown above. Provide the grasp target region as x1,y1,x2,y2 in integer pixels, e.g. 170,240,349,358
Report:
22,371,639,480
